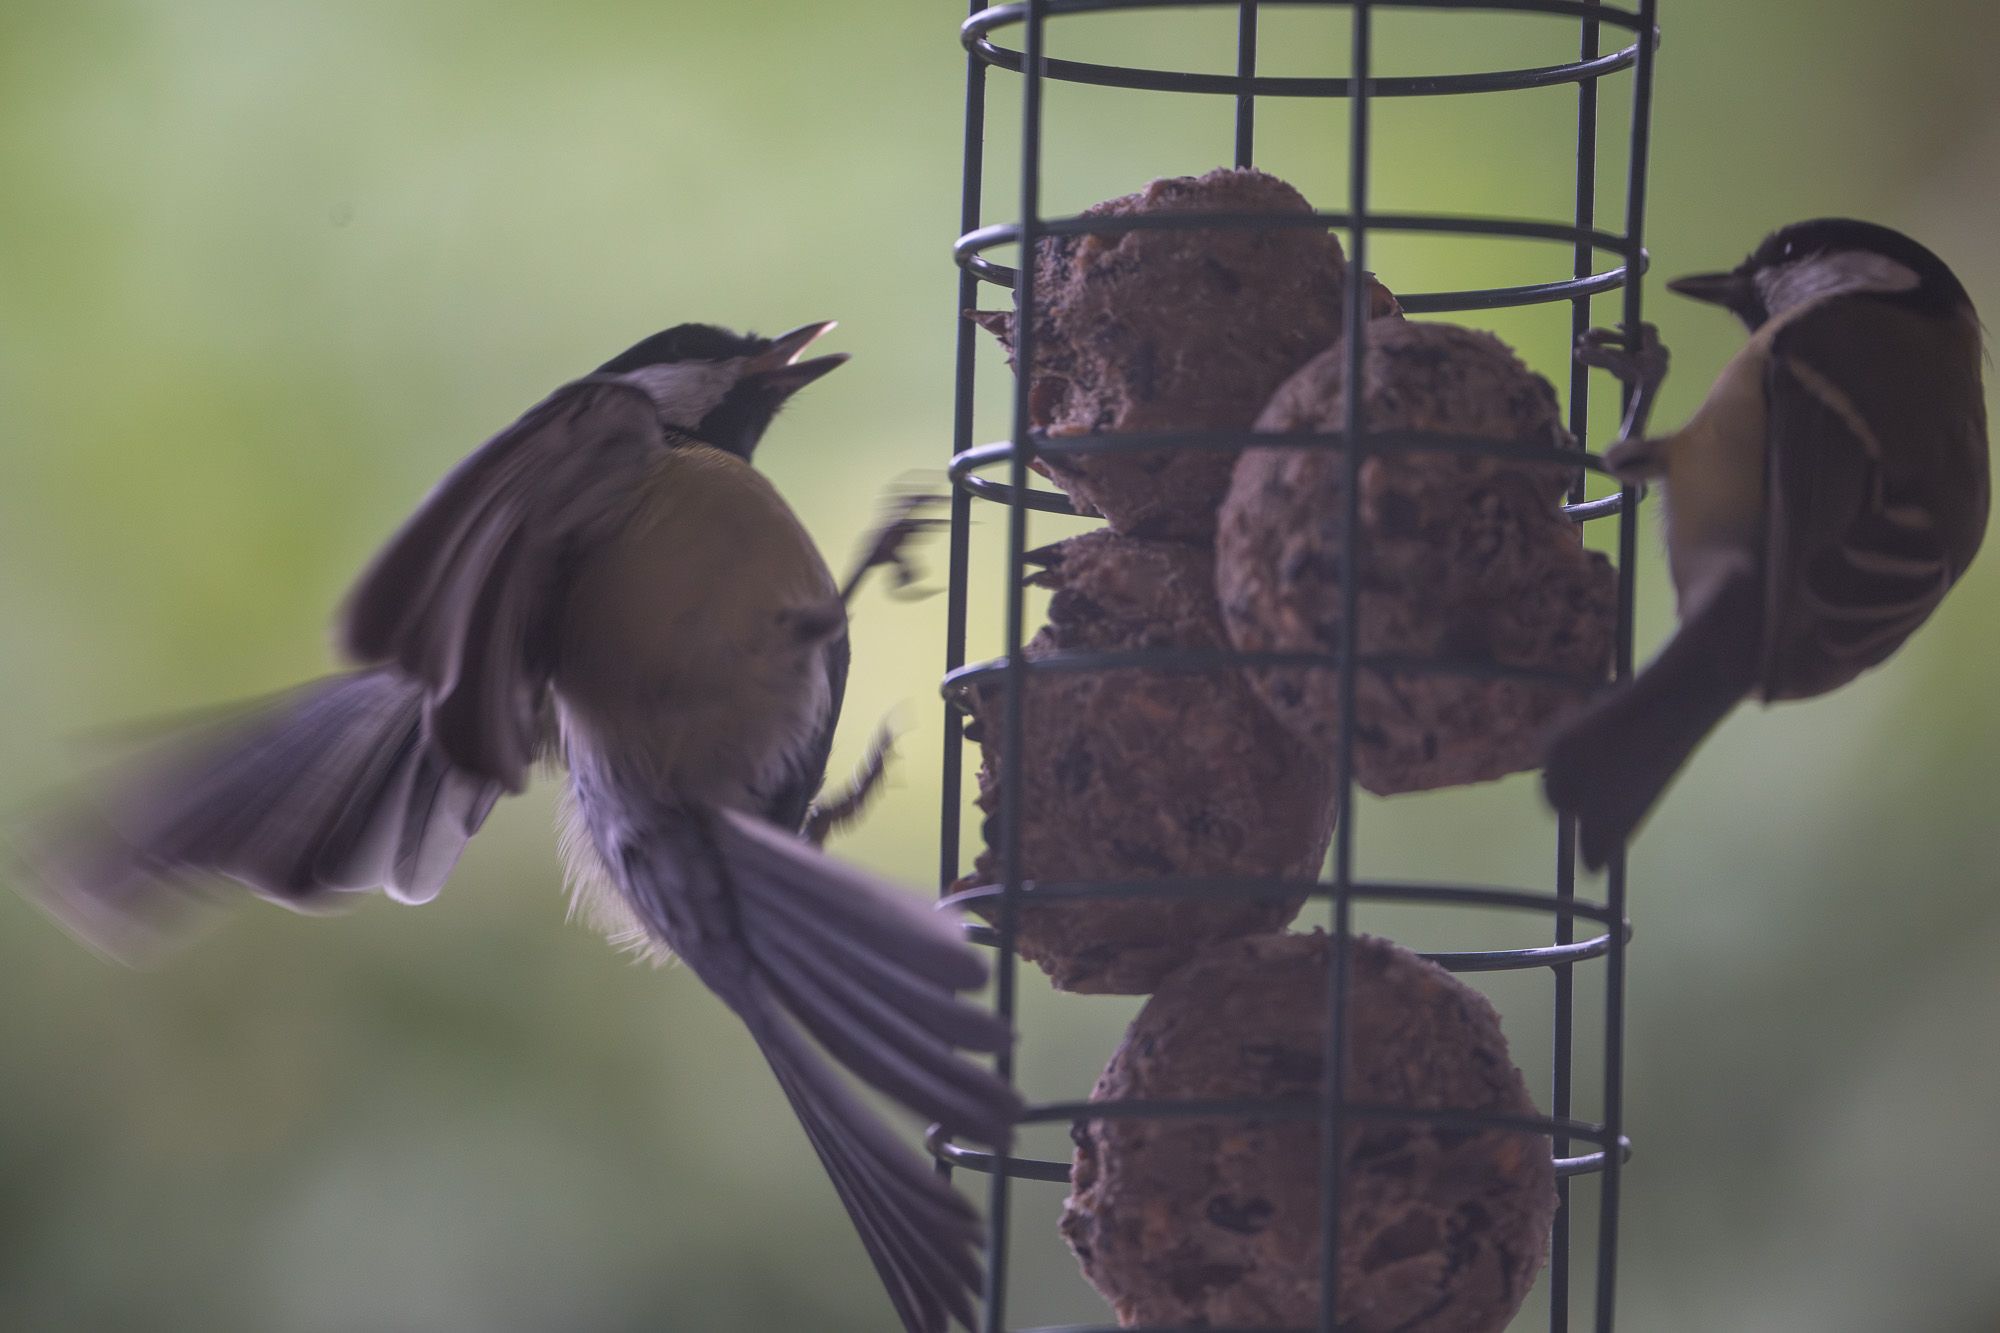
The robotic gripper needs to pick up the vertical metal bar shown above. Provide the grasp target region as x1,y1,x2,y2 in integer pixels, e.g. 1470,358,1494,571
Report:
1598,2,1658,1327
1234,2,1259,167
1319,3,1370,1328
943,0,990,898
1553,6,1603,1329
985,2,1047,1328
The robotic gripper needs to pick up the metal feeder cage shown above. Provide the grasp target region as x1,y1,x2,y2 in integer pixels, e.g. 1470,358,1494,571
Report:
932,2,1660,1329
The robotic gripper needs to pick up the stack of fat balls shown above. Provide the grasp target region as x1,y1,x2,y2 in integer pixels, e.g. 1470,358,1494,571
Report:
963,167,1592,1328
1066,932,1556,1330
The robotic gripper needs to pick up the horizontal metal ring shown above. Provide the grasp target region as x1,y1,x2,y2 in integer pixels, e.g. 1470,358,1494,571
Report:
927,1106,1626,1183
957,921,1619,971
957,210,1646,313
931,1135,1073,1185
1554,1141,1635,1178
966,0,1650,101
1421,932,1619,972
931,1136,1629,1191
956,424,1610,467
956,470,1081,515
1024,1096,1610,1136
1562,490,1630,522
942,645,1609,705
947,430,1638,520
940,877,1625,926
961,210,1633,265
951,468,1630,521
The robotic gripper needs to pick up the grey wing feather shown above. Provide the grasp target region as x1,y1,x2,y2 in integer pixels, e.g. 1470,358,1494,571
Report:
19,670,500,961
340,378,668,790
1763,299,1988,700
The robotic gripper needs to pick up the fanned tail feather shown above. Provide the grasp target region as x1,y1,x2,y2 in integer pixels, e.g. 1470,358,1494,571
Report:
764,1022,983,1333
589,796,1018,1333
1544,569,1763,868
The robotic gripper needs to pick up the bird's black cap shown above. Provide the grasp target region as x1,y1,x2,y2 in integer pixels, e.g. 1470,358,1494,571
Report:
588,321,846,461
595,323,771,374
1671,218,1974,329
1745,218,1972,314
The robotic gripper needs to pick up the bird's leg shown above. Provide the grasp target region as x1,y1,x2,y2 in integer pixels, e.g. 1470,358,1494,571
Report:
1578,322,1670,477
803,721,897,846
838,490,948,605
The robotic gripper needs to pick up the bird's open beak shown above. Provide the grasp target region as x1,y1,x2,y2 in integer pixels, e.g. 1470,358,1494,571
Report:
747,320,849,395
1666,269,1756,309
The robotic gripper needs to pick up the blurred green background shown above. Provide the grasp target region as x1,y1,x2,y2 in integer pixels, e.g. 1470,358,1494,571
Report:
4,2,1999,1330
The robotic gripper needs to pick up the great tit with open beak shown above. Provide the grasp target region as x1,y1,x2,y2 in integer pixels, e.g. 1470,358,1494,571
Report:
19,321,1019,1333
1544,219,1989,869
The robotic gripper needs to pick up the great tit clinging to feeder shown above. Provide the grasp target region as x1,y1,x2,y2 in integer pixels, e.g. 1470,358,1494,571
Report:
1545,219,1989,868
21,320,1018,1333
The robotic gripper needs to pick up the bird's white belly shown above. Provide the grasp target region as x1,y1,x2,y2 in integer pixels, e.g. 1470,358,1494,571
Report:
1661,337,1771,615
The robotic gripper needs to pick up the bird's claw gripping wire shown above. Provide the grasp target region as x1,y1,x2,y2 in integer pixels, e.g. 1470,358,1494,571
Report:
1577,322,1670,450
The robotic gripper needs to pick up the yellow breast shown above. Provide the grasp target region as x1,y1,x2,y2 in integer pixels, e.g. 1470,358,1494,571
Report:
553,444,839,801
1659,332,1773,612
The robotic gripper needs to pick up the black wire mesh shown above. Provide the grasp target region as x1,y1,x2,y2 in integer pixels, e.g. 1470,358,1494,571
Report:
935,3,1660,1328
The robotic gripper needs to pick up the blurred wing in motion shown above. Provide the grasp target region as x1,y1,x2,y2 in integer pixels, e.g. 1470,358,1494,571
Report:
341,378,671,791
17,669,502,961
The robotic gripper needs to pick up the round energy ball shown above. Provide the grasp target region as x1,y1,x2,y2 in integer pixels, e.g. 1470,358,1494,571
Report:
1216,320,1617,794
1062,930,1557,1331
971,166,1353,540
954,531,1335,994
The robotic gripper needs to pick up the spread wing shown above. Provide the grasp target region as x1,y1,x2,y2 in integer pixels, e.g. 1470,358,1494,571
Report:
340,378,668,790
1762,298,1989,700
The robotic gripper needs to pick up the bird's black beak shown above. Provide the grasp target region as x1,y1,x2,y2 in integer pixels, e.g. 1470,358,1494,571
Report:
1666,269,1756,309
746,321,849,396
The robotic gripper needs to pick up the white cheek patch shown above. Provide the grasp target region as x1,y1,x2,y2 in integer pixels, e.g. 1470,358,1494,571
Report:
621,358,745,430
1757,251,1921,314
